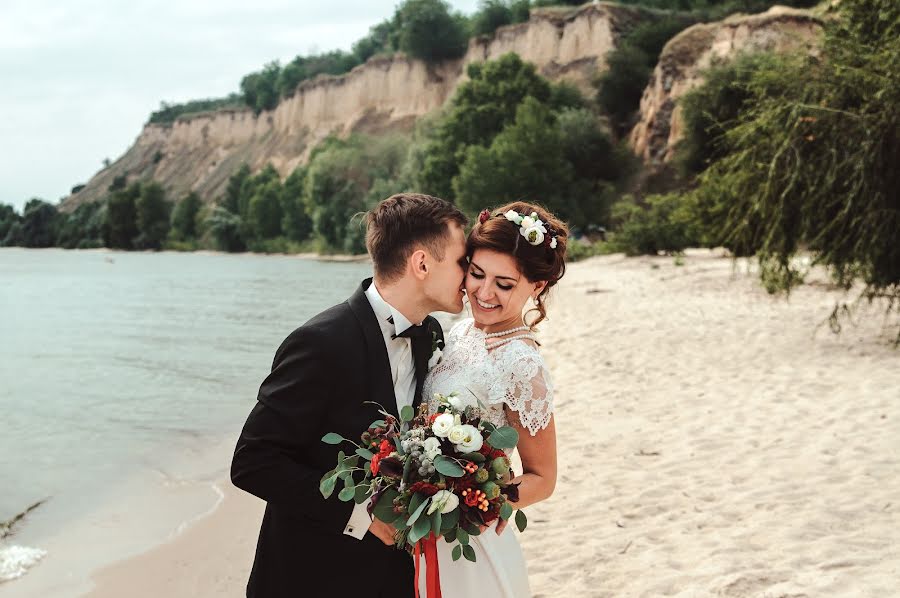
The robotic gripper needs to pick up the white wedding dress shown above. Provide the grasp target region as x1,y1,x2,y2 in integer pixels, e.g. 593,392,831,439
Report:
419,318,554,598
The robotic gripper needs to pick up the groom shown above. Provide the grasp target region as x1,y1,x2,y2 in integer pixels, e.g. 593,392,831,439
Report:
231,193,468,597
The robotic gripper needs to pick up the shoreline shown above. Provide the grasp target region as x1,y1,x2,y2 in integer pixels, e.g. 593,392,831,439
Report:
81,480,263,598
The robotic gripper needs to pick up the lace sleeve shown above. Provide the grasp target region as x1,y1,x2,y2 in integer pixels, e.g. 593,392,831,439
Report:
487,345,554,436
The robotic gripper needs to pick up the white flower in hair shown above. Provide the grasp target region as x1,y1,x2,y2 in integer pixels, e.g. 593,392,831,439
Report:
522,225,545,245
550,237,558,249
504,210,523,224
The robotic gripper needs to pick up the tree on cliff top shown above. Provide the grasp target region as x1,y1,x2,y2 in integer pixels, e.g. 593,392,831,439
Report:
395,0,469,62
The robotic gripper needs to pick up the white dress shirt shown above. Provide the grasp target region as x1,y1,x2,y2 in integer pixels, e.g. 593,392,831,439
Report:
343,281,419,539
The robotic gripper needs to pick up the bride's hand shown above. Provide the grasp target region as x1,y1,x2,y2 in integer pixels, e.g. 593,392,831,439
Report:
478,519,508,535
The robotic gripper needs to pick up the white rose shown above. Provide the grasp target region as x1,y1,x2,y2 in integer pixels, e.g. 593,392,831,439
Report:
447,425,467,445
550,237,558,249
504,210,522,224
447,393,476,412
427,347,443,370
423,436,442,460
521,225,545,246
427,490,460,515
454,425,484,453
520,215,535,229
432,413,454,438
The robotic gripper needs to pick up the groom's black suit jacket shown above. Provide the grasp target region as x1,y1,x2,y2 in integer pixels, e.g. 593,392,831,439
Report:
231,279,442,598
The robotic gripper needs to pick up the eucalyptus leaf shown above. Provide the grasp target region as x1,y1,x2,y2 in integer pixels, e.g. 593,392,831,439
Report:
400,405,415,423
500,502,513,521
355,448,374,460
452,544,462,561
430,511,442,536
338,486,356,502
409,493,425,517
487,426,519,450
457,528,469,545
443,528,457,543
372,488,400,523
433,455,465,477
441,508,460,530
322,432,346,445
370,419,387,428
406,497,431,527
354,485,370,504
460,452,485,463
463,544,477,563
319,473,337,499
515,509,528,532
409,515,432,544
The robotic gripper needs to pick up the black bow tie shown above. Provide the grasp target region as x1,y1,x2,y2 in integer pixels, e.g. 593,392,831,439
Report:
389,317,430,340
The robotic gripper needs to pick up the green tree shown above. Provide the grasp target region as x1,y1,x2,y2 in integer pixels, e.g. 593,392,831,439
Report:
106,183,140,249
171,192,201,241
420,53,552,200
676,52,782,178
20,199,59,248
0,203,20,244
395,0,469,63
472,0,513,36
56,201,106,249
205,206,246,252
248,180,284,239
135,182,171,250
596,17,694,136
303,135,408,253
223,164,251,214
691,0,900,304
282,168,313,242
241,61,282,112
454,97,577,220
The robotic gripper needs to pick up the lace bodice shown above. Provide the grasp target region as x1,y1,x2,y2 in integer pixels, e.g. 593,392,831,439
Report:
423,319,554,437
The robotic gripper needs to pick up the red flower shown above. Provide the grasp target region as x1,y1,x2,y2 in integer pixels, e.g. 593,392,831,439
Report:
464,491,479,507
370,454,381,476
478,443,493,456
408,482,440,497
479,209,491,224
378,439,393,457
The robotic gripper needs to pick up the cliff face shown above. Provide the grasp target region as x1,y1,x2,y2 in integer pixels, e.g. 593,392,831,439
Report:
65,2,646,210
628,6,823,166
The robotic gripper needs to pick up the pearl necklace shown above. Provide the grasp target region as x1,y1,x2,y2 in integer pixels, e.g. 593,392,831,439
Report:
482,325,531,339
486,334,537,350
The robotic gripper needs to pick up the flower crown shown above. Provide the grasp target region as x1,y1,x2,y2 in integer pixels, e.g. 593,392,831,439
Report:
479,209,559,250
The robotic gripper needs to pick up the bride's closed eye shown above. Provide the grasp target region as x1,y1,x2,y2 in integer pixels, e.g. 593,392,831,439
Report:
469,269,513,291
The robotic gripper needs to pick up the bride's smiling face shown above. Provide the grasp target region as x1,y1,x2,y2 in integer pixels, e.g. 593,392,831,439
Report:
464,249,545,328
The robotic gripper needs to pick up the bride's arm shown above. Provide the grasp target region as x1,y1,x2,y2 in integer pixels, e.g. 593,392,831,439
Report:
506,409,558,511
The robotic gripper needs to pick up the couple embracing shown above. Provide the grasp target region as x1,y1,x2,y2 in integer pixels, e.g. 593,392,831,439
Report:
232,193,569,597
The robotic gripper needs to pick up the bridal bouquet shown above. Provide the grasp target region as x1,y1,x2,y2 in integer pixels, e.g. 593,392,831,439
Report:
319,393,527,566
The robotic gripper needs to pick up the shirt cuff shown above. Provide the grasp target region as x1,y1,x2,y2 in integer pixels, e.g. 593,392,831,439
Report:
343,500,373,540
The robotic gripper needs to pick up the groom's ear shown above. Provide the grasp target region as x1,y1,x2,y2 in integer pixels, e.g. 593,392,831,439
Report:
410,248,429,280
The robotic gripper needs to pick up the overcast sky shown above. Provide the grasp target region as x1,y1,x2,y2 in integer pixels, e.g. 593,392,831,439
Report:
0,0,479,212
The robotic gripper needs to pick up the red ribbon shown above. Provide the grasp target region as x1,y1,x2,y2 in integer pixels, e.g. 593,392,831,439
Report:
414,534,442,598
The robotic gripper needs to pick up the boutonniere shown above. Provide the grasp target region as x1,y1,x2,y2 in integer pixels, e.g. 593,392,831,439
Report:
428,330,444,370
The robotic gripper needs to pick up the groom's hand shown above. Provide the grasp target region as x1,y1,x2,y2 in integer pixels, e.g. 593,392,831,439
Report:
368,519,397,546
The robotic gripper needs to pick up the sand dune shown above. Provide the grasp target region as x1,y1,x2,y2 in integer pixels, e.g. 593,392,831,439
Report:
84,251,900,598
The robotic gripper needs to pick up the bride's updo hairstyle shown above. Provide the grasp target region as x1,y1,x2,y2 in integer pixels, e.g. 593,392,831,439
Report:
467,201,569,328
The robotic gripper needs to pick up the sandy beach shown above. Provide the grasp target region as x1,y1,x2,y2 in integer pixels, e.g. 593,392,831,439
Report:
80,251,900,597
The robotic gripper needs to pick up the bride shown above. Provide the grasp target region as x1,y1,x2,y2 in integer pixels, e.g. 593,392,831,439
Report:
420,201,568,597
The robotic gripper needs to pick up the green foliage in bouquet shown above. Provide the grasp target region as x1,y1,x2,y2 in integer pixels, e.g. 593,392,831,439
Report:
319,394,528,562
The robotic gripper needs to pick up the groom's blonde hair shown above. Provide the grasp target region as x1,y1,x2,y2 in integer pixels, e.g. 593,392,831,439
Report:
366,193,467,283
